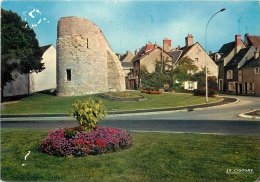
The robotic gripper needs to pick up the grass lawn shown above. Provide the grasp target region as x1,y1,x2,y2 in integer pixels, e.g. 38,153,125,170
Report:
1,128,259,182
1,92,222,114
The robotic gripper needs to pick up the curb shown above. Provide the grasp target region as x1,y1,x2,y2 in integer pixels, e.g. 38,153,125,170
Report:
238,110,260,119
0,97,238,119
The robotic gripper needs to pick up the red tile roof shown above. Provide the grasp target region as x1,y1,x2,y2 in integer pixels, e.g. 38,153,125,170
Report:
247,35,260,49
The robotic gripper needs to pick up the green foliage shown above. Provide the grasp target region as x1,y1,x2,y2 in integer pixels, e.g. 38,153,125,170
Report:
140,60,173,91
64,128,76,139
1,9,44,94
70,99,107,131
193,70,218,96
172,57,198,83
2,129,259,182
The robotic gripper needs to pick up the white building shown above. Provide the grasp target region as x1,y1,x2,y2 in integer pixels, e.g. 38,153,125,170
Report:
3,45,56,97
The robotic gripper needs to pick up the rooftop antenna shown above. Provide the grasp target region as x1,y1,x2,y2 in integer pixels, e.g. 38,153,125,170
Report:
238,17,242,34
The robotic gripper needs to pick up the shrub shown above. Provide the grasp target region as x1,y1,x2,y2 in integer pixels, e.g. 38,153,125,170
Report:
70,99,106,132
40,126,132,157
193,89,216,97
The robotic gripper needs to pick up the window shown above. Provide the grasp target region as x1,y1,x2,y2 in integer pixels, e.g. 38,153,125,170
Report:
188,82,193,90
87,38,89,49
249,83,254,91
228,82,235,91
254,67,259,74
219,79,223,91
238,70,242,82
66,69,71,81
195,58,198,62
227,70,233,79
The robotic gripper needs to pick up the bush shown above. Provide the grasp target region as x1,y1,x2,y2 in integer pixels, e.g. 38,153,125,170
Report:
70,99,106,132
193,89,216,97
40,126,132,157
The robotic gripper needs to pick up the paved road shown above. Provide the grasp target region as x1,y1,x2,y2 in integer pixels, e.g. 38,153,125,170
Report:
2,119,260,135
1,95,260,135
107,95,260,121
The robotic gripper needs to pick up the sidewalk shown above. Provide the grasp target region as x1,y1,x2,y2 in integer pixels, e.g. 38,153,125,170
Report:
239,110,260,119
1,97,238,119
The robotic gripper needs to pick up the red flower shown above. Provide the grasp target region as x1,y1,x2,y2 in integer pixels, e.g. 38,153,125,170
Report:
96,139,105,148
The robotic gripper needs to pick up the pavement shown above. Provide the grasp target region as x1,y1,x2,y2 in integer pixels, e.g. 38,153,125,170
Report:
2,96,260,136
1,96,237,119
239,110,260,119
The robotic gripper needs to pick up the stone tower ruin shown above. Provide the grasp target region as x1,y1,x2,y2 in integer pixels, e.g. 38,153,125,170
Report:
56,16,125,96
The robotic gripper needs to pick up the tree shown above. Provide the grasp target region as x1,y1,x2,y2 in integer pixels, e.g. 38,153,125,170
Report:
140,59,173,91
1,9,44,97
193,68,218,96
171,57,198,83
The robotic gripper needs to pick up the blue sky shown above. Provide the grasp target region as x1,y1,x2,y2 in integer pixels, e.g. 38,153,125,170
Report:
2,0,260,54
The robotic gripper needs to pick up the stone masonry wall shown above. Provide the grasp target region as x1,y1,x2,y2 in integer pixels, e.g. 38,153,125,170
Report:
57,16,125,96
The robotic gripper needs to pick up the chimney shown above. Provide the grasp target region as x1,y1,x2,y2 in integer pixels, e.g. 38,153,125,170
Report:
254,48,260,60
145,42,154,53
185,34,193,47
163,38,172,52
135,49,138,55
244,33,250,47
235,34,242,54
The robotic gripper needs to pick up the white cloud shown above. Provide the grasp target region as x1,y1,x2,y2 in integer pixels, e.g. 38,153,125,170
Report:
28,8,36,18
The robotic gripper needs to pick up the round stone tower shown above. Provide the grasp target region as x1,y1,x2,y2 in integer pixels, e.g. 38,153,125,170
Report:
56,16,125,96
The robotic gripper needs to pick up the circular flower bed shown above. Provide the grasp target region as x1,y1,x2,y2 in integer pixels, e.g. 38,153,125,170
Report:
97,91,145,101
40,126,132,157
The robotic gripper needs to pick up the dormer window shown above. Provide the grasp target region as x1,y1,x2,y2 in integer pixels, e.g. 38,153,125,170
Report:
227,70,233,79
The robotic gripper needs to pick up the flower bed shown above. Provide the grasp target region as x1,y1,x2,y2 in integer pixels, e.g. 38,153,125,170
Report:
40,126,132,157
141,90,161,94
97,91,145,101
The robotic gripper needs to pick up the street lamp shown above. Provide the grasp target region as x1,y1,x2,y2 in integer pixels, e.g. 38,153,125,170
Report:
205,8,226,103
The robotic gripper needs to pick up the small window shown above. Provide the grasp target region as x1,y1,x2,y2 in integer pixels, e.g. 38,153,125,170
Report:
254,67,259,74
66,69,71,81
227,70,233,79
87,38,89,49
249,83,254,91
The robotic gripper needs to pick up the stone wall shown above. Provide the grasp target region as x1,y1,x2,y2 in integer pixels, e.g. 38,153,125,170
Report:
57,16,125,96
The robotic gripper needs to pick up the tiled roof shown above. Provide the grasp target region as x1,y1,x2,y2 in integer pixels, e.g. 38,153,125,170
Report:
217,41,235,61
131,46,147,62
168,50,183,65
132,44,166,62
120,51,134,62
179,44,193,59
242,57,260,68
247,35,260,49
40,45,52,56
225,47,251,68
121,61,133,68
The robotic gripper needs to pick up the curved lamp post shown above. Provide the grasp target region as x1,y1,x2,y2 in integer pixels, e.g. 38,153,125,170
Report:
205,8,226,103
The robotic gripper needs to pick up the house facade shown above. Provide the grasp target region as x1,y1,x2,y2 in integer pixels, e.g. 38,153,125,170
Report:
176,34,218,91
3,45,57,97
215,34,246,92
131,40,177,89
240,49,260,96
224,46,255,94
178,34,218,77
29,45,56,93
